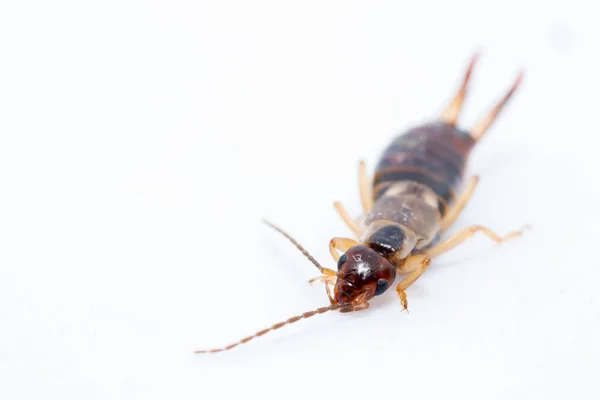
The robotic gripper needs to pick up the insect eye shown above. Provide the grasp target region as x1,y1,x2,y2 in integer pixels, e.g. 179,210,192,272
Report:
337,254,348,269
375,279,389,296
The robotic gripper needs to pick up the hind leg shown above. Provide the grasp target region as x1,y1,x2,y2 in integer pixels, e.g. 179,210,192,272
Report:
394,224,525,311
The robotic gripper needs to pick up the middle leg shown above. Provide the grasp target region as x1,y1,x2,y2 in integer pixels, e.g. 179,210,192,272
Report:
440,175,480,231
333,160,373,238
359,160,373,213
334,201,363,238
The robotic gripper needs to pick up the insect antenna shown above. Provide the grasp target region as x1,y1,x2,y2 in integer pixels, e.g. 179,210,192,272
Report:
262,219,328,273
195,219,339,354
195,303,339,354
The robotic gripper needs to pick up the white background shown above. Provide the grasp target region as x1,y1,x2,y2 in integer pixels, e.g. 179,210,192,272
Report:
1,1,599,399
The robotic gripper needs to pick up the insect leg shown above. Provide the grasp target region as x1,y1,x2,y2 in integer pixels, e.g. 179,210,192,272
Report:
306,238,356,287
425,225,527,259
308,273,336,284
308,237,357,286
470,71,523,141
395,254,431,311
329,237,359,262
359,160,373,213
333,201,363,238
263,219,337,277
308,238,358,285
325,281,335,304
440,52,479,125
440,175,480,231
307,270,336,287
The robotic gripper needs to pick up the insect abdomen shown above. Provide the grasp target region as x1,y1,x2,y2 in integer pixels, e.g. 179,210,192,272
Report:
373,122,475,214
361,122,476,251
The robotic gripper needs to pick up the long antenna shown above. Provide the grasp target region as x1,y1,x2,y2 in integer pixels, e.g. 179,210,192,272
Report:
262,219,328,274
195,303,339,354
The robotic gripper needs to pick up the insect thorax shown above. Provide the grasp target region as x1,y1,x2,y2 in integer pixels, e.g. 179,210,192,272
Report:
362,181,442,258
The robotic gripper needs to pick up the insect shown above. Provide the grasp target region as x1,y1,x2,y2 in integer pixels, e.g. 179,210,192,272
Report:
195,53,526,354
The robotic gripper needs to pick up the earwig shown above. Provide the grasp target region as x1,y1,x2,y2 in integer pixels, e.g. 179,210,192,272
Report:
195,53,526,354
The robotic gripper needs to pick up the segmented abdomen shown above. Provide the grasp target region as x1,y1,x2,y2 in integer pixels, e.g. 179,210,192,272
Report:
373,122,475,215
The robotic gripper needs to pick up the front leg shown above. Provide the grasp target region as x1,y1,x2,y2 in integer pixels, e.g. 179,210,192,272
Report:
329,237,359,263
339,291,371,313
310,235,357,290
307,273,338,305
395,254,431,312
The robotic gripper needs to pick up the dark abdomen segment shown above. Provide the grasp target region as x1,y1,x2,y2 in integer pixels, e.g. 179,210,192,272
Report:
373,122,476,215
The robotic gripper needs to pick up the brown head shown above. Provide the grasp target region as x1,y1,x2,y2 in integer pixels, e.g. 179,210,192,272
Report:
334,245,396,312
